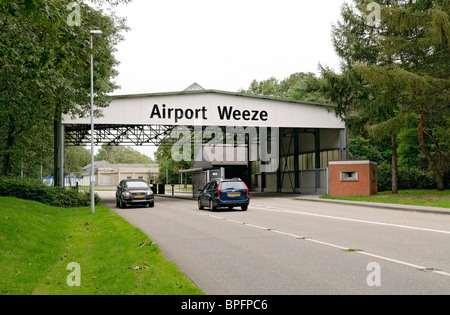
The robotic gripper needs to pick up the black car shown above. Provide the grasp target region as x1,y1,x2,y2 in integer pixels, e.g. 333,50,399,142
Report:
198,178,250,211
116,179,154,208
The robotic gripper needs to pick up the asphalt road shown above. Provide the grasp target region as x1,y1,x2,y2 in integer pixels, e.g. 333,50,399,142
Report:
98,191,450,295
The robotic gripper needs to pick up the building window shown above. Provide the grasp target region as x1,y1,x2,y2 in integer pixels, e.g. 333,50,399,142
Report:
281,156,294,172
299,153,315,171
298,149,339,171
371,171,377,182
321,149,340,168
340,171,359,182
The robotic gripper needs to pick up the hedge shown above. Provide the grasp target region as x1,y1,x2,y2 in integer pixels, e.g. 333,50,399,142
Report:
0,178,100,208
377,162,438,192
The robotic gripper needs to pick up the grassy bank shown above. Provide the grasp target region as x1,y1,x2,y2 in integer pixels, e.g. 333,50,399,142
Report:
321,190,450,208
0,197,204,295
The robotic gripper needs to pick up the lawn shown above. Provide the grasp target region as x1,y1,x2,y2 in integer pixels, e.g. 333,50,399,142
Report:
321,190,450,208
0,197,204,295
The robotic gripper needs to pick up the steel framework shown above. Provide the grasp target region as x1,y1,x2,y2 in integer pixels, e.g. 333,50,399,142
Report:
65,124,173,147
64,125,267,147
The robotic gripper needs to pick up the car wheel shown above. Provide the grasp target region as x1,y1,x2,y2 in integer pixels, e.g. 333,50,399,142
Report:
119,198,126,209
241,205,248,211
149,202,154,208
116,198,119,207
209,199,217,212
198,198,204,210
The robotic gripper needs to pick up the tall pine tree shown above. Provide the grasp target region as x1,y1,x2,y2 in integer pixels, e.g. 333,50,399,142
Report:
322,0,449,191
356,0,450,190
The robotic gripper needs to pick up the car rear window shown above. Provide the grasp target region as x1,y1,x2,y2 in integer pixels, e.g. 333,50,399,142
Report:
220,181,247,190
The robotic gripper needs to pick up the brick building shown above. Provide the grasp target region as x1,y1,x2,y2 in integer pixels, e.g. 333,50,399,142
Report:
328,160,378,197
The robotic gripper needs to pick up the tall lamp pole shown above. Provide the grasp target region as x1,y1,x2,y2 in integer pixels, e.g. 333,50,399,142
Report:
90,30,102,214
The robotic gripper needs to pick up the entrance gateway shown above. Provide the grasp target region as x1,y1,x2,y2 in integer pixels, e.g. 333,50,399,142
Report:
60,85,347,194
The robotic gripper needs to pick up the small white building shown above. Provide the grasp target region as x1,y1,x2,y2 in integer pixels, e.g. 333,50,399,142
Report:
82,161,159,187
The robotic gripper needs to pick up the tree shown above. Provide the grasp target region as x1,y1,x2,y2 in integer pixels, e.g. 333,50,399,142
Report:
353,0,450,190
65,146,91,174
0,0,130,178
239,72,330,103
95,145,152,164
321,1,402,193
321,0,449,192
154,136,193,185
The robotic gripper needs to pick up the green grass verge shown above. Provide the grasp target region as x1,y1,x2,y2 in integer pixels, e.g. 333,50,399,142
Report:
321,190,450,208
0,197,204,295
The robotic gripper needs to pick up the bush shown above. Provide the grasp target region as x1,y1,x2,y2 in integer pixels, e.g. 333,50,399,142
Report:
0,178,101,208
377,162,436,192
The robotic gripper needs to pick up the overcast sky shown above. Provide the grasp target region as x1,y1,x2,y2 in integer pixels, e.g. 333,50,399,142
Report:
96,0,350,158
109,0,349,95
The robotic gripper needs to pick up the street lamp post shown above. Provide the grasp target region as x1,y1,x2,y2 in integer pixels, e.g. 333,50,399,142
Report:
90,30,102,214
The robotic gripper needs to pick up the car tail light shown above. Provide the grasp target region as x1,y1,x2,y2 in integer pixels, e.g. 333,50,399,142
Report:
217,182,222,199
243,182,249,198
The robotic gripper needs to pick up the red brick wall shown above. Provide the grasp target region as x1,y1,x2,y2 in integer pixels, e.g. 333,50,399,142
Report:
370,164,378,195
329,161,377,197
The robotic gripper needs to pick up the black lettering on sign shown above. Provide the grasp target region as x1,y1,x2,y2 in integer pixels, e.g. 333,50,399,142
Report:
217,106,269,121
150,104,268,123
150,104,208,123
217,106,233,120
150,104,162,119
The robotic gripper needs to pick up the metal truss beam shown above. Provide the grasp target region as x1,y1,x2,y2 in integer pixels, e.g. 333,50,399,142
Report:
64,124,173,147
65,125,284,148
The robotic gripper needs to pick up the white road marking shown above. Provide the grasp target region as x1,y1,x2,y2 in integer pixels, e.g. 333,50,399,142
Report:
251,203,450,235
197,211,450,278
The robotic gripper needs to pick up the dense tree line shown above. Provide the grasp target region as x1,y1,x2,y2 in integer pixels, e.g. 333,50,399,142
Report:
0,0,129,179
239,72,330,104
322,0,449,191
95,144,153,165
241,1,449,192
323,0,450,193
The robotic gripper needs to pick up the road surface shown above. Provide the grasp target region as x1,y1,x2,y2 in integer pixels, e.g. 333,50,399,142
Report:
98,191,450,295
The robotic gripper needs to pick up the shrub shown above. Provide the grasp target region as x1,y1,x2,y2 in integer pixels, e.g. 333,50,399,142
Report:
0,178,100,208
377,162,436,192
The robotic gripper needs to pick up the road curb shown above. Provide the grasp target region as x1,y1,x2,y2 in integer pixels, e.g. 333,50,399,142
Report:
155,193,450,216
295,197,450,216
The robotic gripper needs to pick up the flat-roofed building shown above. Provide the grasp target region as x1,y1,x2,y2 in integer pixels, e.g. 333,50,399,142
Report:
62,84,347,194
82,161,159,187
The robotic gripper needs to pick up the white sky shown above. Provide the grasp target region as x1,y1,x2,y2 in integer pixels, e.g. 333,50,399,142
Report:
110,0,348,95
97,0,350,158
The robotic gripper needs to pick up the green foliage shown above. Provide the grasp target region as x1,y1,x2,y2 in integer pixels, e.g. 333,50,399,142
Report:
397,127,429,169
0,178,100,208
155,137,192,184
347,136,385,163
322,0,450,191
377,161,437,191
95,144,152,164
0,197,204,295
323,189,450,208
239,72,330,103
65,146,91,174
0,0,129,177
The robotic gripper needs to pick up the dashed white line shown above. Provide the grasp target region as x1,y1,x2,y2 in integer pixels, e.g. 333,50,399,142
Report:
196,211,450,278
